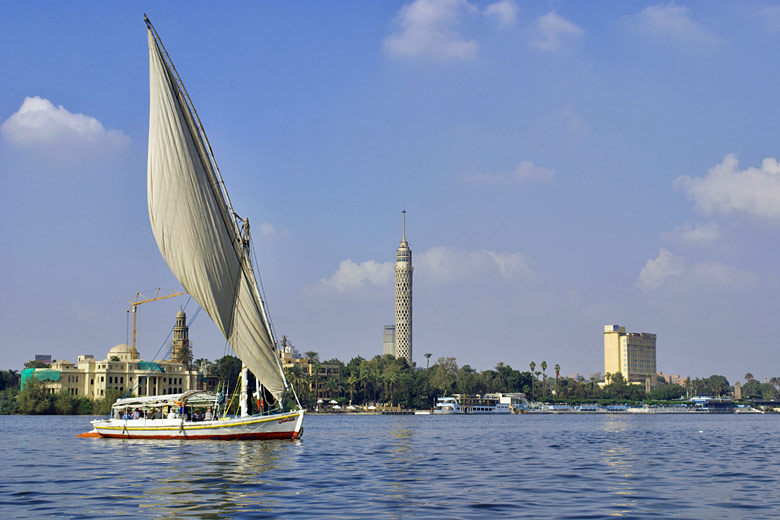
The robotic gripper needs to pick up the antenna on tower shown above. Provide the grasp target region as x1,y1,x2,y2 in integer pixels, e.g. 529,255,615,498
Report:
402,209,406,242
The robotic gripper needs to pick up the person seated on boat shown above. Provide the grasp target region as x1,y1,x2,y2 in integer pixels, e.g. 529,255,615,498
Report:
204,407,214,421
150,408,163,419
167,407,177,420
121,409,131,420
191,409,202,422
132,409,141,420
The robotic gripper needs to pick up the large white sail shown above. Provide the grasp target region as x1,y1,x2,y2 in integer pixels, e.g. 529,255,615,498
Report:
146,28,286,401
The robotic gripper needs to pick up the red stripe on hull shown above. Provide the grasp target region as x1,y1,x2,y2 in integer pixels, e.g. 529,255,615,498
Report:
98,430,299,440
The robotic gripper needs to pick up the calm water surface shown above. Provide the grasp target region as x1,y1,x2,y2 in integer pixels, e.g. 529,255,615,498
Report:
2,413,780,519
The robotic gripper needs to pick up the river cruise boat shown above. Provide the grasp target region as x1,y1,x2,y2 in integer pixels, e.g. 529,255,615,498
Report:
433,393,525,414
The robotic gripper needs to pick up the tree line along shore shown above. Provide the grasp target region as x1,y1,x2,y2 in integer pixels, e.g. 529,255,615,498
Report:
2,354,777,415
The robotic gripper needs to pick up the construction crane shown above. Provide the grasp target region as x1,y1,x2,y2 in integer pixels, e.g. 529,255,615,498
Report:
127,288,187,359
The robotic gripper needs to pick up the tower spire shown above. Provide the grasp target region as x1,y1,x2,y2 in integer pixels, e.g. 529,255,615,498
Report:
402,210,406,243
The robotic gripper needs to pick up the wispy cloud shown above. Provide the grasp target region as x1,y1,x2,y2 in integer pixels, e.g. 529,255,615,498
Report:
531,10,583,51
555,106,590,137
383,0,520,60
418,246,536,283
662,222,720,245
384,0,479,60
463,160,555,183
318,246,535,293
637,248,755,292
674,154,780,219
257,222,290,240
318,259,394,293
630,4,719,46
637,248,685,292
1,96,129,157
485,0,518,28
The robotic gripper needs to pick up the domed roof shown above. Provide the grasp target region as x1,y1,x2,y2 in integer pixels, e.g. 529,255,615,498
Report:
109,343,133,354
176,310,186,318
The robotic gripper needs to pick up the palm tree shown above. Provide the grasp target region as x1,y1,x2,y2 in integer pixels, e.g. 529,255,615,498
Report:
424,353,432,369
529,361,536,400
347,373,359,404
173,343,193,372
745,372,755,382
554,363,561,396
541,361,547,397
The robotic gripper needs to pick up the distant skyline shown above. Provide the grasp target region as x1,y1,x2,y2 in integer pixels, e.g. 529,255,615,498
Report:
2,1,780,385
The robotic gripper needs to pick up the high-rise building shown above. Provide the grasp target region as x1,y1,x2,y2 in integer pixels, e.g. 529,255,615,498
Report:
394,211,413,365
603,324,657,385
382,325,396,357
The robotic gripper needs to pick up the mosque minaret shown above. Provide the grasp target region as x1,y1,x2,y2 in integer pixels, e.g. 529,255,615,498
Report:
394,210,414,365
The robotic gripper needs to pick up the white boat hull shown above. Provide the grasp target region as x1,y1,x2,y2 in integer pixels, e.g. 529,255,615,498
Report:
90,410,304,440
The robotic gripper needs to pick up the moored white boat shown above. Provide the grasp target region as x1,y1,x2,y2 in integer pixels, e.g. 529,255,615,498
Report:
433,396,461,414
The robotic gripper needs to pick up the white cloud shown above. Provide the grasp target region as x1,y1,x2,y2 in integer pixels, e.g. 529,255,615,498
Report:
637,249,685,292
318,259,394,293
463,160,555,183
674,154,780,219
637,248,755,292
318,246,535,293
631,4,718,46
384,0,479,60
531,10,583,51
662,222,720,245
485,0,518,28
1,96,129,156
417,246,536,283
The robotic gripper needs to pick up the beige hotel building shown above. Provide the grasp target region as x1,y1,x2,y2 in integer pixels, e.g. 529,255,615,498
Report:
603,324,657,387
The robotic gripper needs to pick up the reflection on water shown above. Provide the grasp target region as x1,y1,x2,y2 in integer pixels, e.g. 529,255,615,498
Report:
600,416,638,518
4,414,780,519
138,439,298,519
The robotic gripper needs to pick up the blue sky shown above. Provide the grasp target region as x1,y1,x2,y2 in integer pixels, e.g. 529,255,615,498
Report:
2,1,780,384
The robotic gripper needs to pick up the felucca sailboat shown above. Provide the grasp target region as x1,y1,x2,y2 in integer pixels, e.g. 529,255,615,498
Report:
83,17,304,440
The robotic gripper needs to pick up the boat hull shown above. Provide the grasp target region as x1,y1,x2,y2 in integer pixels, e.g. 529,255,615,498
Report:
90,410,304,440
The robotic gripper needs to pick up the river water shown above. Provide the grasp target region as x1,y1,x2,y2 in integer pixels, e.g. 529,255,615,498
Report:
2,413,779,519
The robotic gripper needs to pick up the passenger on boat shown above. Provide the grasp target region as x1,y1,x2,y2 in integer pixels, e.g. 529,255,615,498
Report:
122,410,131,420
167,407,177,419
204,407,214,421
191,409,202,421
132,409,141,420
150,408,163,419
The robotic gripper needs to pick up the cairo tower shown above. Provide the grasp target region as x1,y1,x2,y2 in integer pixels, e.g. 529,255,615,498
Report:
394,210,413,364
